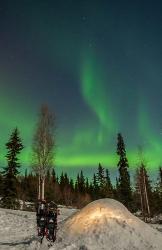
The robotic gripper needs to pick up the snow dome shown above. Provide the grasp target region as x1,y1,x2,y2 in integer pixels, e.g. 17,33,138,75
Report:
51,199,162,250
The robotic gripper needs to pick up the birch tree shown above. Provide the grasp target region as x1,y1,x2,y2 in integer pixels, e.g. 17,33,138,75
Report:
136,164,151,221
32,105,55,200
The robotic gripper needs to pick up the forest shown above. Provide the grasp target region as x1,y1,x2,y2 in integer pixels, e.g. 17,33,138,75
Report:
0,106,162,222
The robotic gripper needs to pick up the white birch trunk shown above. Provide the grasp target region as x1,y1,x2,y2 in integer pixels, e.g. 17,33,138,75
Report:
42,178,45,200
38,175,41,200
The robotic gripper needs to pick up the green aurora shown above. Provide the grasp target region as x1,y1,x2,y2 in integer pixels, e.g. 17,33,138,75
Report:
0,1,162,175
0,53,162,174
0,53,161,173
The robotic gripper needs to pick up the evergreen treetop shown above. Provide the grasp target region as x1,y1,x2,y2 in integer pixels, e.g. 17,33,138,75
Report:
116,133,132,209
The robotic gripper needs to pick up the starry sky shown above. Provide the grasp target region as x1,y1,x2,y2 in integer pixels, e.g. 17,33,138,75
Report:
0,0,162,177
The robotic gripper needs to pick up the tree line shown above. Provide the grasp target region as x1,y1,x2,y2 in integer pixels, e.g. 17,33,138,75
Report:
0,105,162,220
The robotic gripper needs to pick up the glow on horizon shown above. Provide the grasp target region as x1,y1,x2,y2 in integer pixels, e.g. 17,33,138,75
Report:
0,56,161,172
0,146,160,171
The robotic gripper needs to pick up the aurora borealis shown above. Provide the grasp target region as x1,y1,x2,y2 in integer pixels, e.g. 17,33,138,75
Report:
0,0,162,176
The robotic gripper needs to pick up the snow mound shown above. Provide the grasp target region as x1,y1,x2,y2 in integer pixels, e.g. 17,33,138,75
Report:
51,199,162,250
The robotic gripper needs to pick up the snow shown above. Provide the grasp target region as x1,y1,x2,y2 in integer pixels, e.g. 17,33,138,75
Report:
50,199,162,250
0,199,162,250
151,224,162,233
0,206,77,249
0,208,37,249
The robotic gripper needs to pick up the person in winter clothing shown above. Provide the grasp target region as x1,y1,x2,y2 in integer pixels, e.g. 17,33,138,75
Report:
36,200,59,243
46,201,58,241
36,200,47,237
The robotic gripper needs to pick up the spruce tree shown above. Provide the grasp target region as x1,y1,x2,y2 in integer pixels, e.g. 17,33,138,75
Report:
51,168,56,183
78,170,85,193
1,128,24,209
60,172,65,188
64,173,70,187
105,169,113,198
21,169,28,201
92,173,99,199
159,167,162,204
75,175,79,193
114,177,119,200
97,163,106,192
116,133,132,209
69,178,74,192
160,167,162,183
26,173,37,202
85,178,89,193
153,167,162,214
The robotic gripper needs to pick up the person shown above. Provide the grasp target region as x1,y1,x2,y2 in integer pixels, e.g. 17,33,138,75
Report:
36,200,47,238
46,201,58,242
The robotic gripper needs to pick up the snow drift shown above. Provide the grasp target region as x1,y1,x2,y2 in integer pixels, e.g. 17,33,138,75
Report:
51,199,162,250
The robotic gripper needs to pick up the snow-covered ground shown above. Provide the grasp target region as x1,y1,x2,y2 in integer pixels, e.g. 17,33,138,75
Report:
151,223,162,233
0,199,162,250
0,206,77,249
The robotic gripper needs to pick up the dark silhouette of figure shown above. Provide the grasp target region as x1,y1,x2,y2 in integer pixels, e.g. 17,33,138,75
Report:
36,200,59,243
46,201,58,242
36,200,47,242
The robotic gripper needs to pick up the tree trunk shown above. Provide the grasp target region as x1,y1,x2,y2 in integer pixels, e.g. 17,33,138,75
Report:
143,170,151,220
139,180,144,220
38,175,41,200
42,178,45,200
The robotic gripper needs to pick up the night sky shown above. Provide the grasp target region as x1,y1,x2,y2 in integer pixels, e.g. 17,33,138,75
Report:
0,0,162,176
